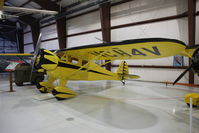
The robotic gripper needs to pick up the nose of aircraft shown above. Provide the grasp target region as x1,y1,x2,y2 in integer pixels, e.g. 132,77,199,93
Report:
34,49,59,71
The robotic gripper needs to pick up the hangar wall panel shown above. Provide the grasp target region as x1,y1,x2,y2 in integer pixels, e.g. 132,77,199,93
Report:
41,40,59,50
24,45,34,53
67,32,102,48
24,26,33,53
111,0,187,26
24,32,33,44
40,24,57,41
67,11,101,35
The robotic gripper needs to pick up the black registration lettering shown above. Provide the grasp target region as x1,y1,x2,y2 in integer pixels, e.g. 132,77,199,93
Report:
112,48,132,57
142,46,160,55
132,49,146,56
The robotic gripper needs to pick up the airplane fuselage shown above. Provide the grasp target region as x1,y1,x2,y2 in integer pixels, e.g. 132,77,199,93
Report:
47,60,118,81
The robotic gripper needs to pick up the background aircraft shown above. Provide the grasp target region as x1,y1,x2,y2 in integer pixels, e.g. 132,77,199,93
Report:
0,0,57,20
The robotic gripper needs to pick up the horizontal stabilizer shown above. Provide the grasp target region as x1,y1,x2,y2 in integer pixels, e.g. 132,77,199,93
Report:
118,74,140,79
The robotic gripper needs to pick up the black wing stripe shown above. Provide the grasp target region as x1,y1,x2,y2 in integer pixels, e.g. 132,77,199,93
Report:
58,62,112,76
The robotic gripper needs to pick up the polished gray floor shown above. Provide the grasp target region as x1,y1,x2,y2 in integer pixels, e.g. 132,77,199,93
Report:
0,74,199,133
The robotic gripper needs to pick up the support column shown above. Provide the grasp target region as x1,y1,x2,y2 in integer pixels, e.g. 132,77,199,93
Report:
188,0,196,84
56,17,67,49
17,28,24,53
30,21,40,50
100,2,111,71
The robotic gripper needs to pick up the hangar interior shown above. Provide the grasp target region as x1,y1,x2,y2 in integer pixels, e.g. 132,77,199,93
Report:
0,0,199,133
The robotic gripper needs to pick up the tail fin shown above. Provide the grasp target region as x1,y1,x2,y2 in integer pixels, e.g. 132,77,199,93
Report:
116,61,140,81
116,61,129,75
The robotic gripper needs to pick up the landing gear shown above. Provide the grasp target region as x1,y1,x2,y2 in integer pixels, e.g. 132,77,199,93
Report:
52,86,77,100
15,82,23,86
37,77,77,100
121,80,126,86
36,82,54,93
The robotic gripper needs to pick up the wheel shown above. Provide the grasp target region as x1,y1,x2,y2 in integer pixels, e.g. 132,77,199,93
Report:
39,89,48,93
34,76,44,85
186,103,197,108
36,82,48,93
51,89,66,100
15,82,23,86
52,87,76,100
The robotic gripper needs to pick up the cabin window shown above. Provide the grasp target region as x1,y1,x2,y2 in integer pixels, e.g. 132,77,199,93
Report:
72,60,78,64
68,57,78,64
82,60,88,65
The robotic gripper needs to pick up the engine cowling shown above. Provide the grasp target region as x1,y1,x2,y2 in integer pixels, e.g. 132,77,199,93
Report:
34,49,59,71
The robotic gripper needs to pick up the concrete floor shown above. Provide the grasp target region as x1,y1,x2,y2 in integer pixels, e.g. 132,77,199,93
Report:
0,75,199,133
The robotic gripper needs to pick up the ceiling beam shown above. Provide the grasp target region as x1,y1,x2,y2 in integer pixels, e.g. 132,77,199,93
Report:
20,0,33,7
19,15,37,25
33,0,60,11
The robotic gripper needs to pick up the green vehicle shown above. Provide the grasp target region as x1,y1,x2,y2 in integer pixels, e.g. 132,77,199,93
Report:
14,63,44,86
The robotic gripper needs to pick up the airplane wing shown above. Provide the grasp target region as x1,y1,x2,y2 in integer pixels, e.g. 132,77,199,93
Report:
179,45,199,58
3,6,58,15
0,53,33,59
57,38,188,61
0,53,33,72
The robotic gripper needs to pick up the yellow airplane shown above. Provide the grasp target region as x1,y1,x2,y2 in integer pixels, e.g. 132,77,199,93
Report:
32,37,199,100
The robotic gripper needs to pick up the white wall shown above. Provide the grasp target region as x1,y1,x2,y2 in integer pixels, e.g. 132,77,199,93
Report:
24,32,33,44
40,24,59,49
68,32,102,48
111,0,187,26
40,40,59,50
24,25,34,53
67,11,101,35
40,24,57,40
67,10,102,48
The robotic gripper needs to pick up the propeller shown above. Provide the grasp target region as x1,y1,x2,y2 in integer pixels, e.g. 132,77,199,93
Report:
173,63,193,85
29,33,42,81
173,47,199,85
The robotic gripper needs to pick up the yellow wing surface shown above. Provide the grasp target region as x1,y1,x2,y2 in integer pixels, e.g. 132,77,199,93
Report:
0,53,33,61
58,38,190,60
179,45,199,58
